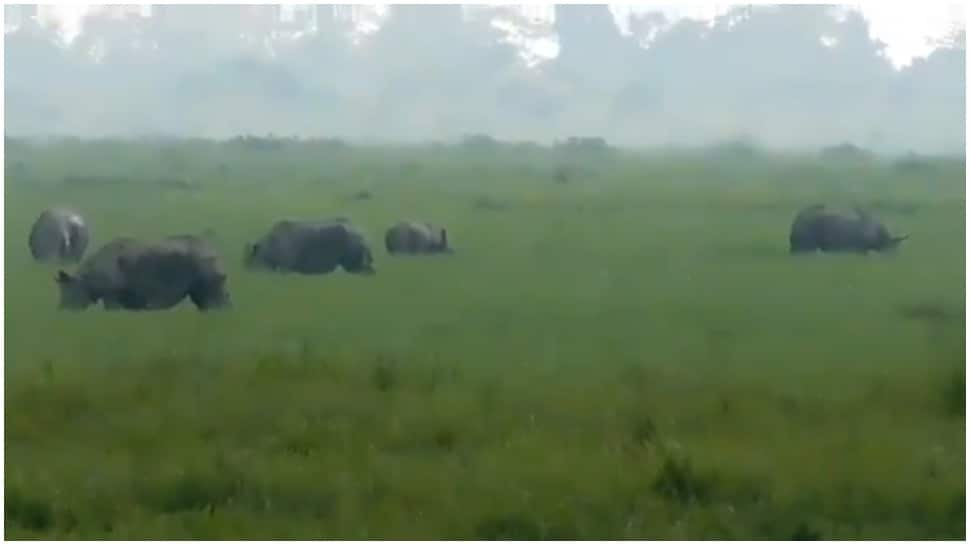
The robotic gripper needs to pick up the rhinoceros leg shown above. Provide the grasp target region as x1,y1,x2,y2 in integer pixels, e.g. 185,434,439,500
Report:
187,285,218,311
188,290,206,310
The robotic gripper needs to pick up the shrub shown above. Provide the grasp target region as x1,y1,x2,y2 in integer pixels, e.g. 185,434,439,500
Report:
942,367,965,419
652,454,716,505
475,513,543,540
137,462,243,514
5,485,55,532
372,358,398,393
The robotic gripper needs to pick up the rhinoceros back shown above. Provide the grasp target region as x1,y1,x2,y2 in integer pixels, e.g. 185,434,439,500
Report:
121,236,229,309
256,220,359,273
386,221,437,253
76,237,144,297
123,245,202,309
815,212,870,251
290,222,353,273
258,220,309,269
29,208,89,262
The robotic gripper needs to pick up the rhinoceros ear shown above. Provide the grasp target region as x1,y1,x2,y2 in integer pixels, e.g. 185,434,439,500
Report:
853,205,873,221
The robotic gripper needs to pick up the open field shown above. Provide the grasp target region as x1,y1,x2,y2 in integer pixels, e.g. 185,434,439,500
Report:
4,140,966,539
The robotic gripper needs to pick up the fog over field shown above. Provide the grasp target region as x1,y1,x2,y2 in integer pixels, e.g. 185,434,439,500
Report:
4,4,966,153
3,3,966,540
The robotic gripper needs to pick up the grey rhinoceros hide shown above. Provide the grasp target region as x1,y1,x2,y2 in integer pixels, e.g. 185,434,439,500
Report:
789,204,908,255
384,220,452,255
245,219,375,275
56,235,230,311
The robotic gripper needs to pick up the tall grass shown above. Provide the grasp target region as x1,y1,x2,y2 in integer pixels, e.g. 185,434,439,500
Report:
4,142,965,538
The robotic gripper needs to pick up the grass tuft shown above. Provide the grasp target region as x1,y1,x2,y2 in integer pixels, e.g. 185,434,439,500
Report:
137,462,243,514
652,453,716,505
372,357,398,393
5,485,56,532
897,301,964,326
474,513,543,540
942,366,965,419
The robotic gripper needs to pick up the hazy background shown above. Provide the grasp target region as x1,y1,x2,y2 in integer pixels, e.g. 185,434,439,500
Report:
4,4,966,154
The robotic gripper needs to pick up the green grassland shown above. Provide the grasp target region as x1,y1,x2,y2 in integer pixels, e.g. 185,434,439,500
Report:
4,140,966,539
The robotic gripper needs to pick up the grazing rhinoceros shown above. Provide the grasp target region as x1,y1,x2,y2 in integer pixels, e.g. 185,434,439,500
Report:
29,207,90,263
384,221,452,255
789,204,908,255
244,219,375,275
55,234,231,311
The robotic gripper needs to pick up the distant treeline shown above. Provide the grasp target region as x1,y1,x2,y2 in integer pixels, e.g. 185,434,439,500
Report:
5,134,965,164
4,5,965,153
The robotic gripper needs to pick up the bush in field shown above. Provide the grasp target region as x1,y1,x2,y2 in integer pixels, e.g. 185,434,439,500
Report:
553,136,611,154
893,152,939,174
942,366,965,419
460,133,502,152
305,137,349,151
819,142,874,162
225,134,297,152
706,136,762,159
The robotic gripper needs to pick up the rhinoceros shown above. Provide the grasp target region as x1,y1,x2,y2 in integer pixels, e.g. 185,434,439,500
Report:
55,234,231,311
384,221,452,255
29,207,90,263
244,219,375,275
789,204,908,254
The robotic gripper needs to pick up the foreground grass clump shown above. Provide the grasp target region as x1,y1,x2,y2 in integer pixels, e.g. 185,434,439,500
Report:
943,366,966,419
5,351,965,539
4,142,965,538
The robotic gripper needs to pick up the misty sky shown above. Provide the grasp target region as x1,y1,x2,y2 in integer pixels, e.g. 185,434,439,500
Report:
17,3,968,69
4,4,966,154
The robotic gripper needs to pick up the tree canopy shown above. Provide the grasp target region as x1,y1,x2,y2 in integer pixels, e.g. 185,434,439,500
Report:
4,4,965,153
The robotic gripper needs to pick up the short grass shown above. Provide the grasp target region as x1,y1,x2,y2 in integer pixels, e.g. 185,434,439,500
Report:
4,141,966,539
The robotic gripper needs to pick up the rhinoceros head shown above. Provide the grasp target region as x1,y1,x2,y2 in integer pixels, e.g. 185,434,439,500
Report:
858,213,908,253
852,208,905,252
243,242,264,269
881,234,909,252
55,270,93,310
